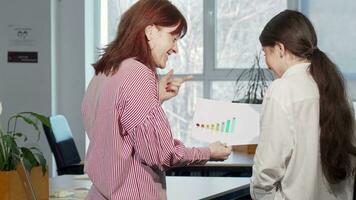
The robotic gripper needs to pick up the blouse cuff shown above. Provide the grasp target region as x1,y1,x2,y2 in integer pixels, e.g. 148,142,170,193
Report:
183,146,210,165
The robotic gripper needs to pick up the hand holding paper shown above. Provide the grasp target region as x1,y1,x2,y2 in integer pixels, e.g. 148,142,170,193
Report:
208,141,232,161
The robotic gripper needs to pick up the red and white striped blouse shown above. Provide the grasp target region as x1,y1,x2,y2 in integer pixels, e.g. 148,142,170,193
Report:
82,58,210,200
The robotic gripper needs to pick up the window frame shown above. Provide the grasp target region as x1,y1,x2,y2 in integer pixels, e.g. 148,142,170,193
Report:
167,0,299,99
86,0,300,147
95,0,299,99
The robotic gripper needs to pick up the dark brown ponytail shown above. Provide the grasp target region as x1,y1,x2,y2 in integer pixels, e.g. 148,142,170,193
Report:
310,48,356,184
260,10,356,185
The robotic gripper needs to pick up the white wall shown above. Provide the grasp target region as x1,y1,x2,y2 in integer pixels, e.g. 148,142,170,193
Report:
348,80,356,100
0,0,52,172
0,0,87,176
301,0,356,100
54,0,86,162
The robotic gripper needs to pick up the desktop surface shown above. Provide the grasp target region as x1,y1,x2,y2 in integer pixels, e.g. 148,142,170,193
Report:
49,175,250,200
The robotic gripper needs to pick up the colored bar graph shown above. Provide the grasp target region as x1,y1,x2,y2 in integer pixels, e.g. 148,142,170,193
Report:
225,120,231,133
231,117,236,132
195,117,238,134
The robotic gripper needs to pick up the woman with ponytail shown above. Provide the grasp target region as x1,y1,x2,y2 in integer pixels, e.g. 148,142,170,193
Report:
251,10,356,199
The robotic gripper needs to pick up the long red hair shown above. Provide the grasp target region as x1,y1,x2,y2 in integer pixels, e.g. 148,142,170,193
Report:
93,0,187,75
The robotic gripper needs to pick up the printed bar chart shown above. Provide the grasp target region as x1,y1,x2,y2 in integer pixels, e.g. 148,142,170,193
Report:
195,117,238,134
191,98,260,145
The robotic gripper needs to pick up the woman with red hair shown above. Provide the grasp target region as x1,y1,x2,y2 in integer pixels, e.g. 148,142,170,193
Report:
82,0,231,199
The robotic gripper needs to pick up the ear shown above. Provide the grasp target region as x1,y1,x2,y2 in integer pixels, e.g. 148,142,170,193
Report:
145,25,158,41
275,42,285,58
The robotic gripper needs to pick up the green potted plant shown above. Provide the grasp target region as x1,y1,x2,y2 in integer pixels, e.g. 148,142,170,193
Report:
233,51,274,104
0,102,50,199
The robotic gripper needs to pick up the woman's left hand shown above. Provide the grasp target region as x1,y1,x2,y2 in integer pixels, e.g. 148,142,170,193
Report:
159,69,193,103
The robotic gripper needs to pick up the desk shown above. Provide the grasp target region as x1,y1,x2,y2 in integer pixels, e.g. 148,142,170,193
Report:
167,140,255,177
206,150,254,167
167,151,254,177
167,176,250,200
49,175,250,200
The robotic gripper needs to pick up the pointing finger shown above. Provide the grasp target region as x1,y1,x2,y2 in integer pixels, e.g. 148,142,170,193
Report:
182,75,194,82
162,69,174,81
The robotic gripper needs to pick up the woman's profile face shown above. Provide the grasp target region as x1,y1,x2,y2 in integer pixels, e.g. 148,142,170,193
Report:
147,25,180,69
262,45,284,78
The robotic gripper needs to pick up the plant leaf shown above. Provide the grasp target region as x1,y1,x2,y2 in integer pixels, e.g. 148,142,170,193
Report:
21,147,39,166
15,115,41,141
29,147,42,153
1,112,49,172
0,141,5,170
22,157,33,172
18,112,50,128
34,152,47,175
2,135,20,155
12,132,28,142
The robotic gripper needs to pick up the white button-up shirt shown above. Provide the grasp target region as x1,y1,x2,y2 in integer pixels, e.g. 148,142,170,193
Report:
251,63,354,200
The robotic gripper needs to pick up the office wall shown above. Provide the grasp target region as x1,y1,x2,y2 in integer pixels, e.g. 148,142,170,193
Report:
54,0,86,163
0,0,52,171
0,0,87,176
301,0,356,99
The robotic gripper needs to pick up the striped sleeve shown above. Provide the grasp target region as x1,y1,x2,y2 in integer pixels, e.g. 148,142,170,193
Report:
119,64,158,132
119,62,210,171
128,105,210,171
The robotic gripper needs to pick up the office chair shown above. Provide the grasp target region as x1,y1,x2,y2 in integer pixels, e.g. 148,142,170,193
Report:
42,115,84,176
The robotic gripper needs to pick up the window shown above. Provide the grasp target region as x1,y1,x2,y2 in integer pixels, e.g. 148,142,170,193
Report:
97,0,289,139
300,0,356,80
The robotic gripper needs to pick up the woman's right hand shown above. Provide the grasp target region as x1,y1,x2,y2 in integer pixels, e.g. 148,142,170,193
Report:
208,141,232,161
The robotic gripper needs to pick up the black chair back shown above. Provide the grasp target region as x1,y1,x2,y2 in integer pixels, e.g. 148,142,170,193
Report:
42,115,83,175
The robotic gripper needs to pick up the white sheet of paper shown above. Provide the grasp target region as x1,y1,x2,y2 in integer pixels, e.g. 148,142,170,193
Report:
189,98,260,145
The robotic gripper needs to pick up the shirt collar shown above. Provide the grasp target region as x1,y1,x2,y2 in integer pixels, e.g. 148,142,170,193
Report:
282,62,311,78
